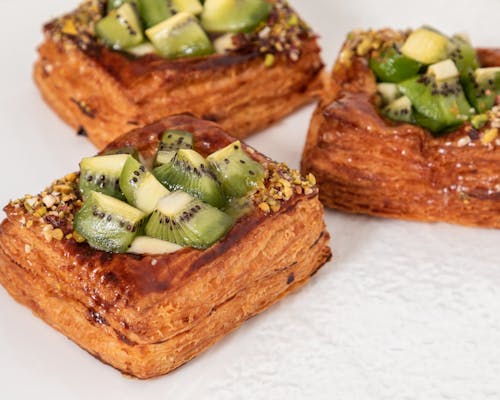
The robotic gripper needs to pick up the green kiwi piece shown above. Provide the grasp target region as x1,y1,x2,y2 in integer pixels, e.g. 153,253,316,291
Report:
155,130,194,166
401,27,449,65
449,35,479,79
153,149,226,208
124,42,158,57
398,69,473,134
463,67,500,113
169,0,203,15
74,191,145,253
376,83,401,105
201,0,272,34
206,141,265,198
119,156,170,213
138,0,172,28
107,0,138,12
369,45,422,83
127,236,183,254
223,196,255,219
102,146,140,160
96,3,144,49
79,154,129,200
383,96,414,123
145,191,234,249
145,12,214,58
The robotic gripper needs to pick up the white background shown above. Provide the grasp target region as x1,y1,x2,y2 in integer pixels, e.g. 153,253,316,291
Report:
1,1,499,399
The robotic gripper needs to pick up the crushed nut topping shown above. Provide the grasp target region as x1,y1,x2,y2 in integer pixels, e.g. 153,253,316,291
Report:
253,162,317,214
9,172,83,243
338,29,411,68
232,0,314,64
48,0,312,64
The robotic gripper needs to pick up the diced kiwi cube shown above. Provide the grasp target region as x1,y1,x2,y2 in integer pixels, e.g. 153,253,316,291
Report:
138,0,173,28
74,191,146,253
119,156,170,213
146,12,214,58
401,27,449,65
153,149,226,208
369,45,422,83
145,191,234,249
170,0,204,15
79,154,129,200
201,0,272,34
207,141,265,198
96,3,144,49
383,96,414,123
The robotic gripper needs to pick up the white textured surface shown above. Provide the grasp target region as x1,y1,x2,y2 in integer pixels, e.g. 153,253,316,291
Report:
0,1,499,399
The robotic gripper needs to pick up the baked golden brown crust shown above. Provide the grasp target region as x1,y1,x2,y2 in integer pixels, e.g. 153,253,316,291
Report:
34,1,324,149
0,115,331,378
301,33,500,229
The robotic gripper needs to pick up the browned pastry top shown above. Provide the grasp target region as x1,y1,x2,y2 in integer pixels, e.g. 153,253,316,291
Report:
302,33,500,228
2,115,318,312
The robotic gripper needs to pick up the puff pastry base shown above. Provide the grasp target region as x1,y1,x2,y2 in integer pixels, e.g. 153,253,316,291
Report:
302,44,500,229
0,115,331,378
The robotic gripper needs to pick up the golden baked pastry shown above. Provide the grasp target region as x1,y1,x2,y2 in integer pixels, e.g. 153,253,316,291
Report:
34,0,324,149
302,28,500,228
0,114,331,378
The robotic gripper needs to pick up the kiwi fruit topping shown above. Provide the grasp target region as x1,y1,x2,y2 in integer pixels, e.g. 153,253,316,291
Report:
169,0,204,15
127,236,183,254
369,45,422,83
79,154,129,200
201,0,272,34
102,146,140,159
449,35,479,79
145,191,234,249
463,67,500,113
145,12,214,58
376,83,401,105
398,59,473,134
401,27,449,65
138,0,173,28
119,156,170,213
153,149,226,208
155,130,194,166
383,96,414,123
74,191,146,253
96,3,144,49
108,0,138,12
207,141,265,198
124,42,158,56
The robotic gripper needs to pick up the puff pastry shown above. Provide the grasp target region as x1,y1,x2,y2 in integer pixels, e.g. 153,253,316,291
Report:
0,115,331,378
34,0,324,149
301,30,500,229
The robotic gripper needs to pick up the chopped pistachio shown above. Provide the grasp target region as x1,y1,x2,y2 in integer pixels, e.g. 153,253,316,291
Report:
52,229,64,241
481,128,499,145
264,53,275,68
471,114,489,130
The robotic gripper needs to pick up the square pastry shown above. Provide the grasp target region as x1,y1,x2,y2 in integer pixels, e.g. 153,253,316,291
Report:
302,27,500,228
0,114,331,378
34,0,324,148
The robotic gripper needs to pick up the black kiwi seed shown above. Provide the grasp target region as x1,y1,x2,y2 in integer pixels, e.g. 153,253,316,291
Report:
87,175,93,181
